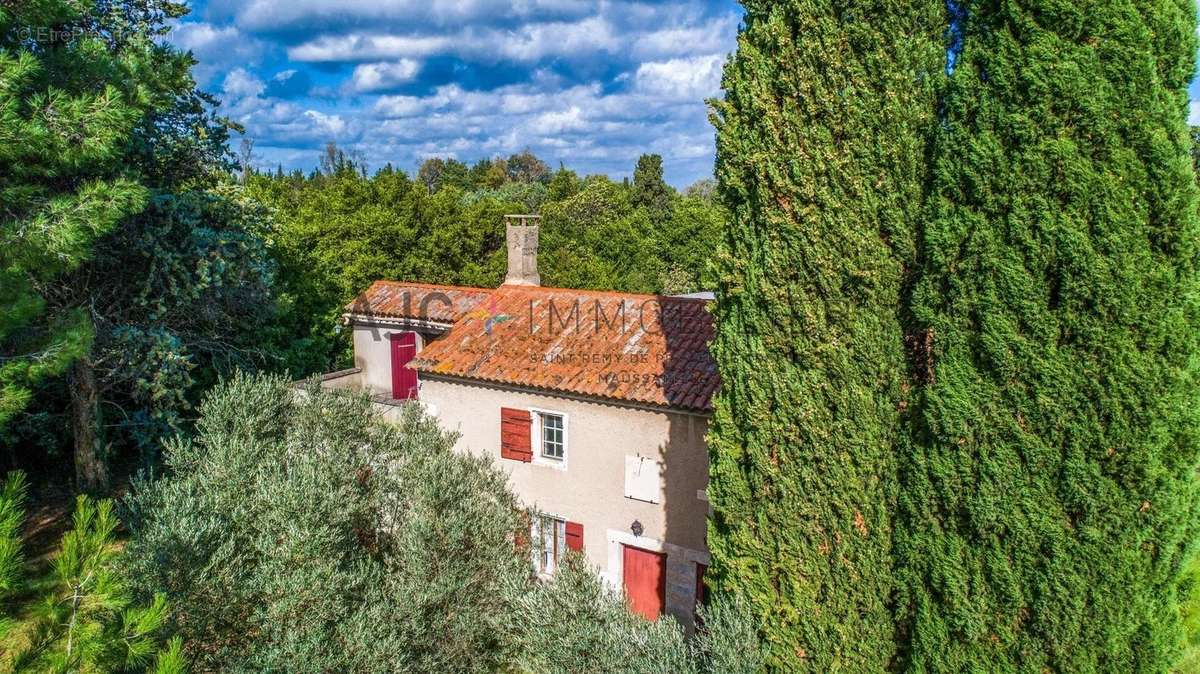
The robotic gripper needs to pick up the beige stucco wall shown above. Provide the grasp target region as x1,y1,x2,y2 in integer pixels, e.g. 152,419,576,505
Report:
419,375,711,624
347,320,712,624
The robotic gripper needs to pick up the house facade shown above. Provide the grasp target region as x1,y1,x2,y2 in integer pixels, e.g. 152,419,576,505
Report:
319,216,717,625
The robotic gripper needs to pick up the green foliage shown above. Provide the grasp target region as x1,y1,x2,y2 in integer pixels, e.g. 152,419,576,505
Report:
506,149,552,183
122,373,763,672
707,0,942,670
632,153,673,225
1178,554,1200,673
692,594,766,674
0,0,247,485
511,557,692,674
895,0,1200,670
74,185,276,449
0,471,28,638
8,495,182,673
0,0,157,432
539,178,665,293
548,165,583,201
121,373,528,672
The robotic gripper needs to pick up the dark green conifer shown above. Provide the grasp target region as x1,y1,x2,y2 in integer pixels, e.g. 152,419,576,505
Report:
896,0,1200,670
707,0,942,670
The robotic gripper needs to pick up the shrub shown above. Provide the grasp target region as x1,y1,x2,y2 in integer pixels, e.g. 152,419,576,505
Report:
121,373,527,672
4,487,182,673
510,556,764,674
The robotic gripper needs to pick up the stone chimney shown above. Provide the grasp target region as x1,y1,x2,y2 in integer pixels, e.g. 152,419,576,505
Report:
504,215,541,286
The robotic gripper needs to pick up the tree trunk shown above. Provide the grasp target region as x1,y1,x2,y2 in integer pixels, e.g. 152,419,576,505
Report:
70,357,107,493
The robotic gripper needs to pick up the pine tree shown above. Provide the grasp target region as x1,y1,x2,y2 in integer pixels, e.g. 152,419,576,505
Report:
0,3,150,441
895,0,1200,670
707,0,942,670
2,488,183,673
0,471,27,639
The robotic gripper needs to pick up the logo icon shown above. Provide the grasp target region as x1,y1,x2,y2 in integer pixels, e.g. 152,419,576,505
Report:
467,296,513,335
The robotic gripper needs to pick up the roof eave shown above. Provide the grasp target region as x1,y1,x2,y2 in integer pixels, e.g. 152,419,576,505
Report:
412,369,714,417
343,313,457,331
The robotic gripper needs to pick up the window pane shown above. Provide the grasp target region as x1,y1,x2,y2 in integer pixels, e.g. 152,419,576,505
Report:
542,516,555,573
542,414,564,459
530,518,542,571
555,519,566,563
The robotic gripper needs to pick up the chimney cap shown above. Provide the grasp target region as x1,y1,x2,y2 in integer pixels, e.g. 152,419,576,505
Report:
504,214,541,223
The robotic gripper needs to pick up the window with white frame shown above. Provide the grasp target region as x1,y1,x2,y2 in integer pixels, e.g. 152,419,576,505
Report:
537,411,565,461
532,514,566,574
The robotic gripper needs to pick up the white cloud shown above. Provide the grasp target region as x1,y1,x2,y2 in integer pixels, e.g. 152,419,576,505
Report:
491,16,619,61
630,16,739,60
289,21,617,64
288,16,634,64
1190,101,1200,126
289,34,453,62
197,1,740,185
634,54,725,101
169,21,265,86
303,110,348,136
347,59,422,93
530,106,588,134
373,95,429,118
173,21,241,51
230,0,592,32
222,68,266,100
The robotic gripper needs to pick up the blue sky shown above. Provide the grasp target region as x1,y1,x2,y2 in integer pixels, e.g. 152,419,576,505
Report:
171,1,1200,188
171,0,743,187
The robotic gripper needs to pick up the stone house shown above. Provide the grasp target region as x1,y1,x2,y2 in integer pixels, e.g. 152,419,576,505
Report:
318,216,717,625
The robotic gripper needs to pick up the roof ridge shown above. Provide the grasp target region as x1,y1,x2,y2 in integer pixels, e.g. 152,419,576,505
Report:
495,284,711,303
370,280,497,294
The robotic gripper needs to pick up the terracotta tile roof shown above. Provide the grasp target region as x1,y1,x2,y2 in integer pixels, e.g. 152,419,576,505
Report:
345,281,493,324
411,285,718,412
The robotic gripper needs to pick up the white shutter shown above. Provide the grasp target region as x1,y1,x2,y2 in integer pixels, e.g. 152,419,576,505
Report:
624,455,662,504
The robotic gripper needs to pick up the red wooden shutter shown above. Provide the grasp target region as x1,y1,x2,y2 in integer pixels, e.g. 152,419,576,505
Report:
513,509,531,551
565,521,584,552
500,407,532,462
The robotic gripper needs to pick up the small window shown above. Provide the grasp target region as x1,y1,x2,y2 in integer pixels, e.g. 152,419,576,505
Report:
539,413,565,460
532,515,566,575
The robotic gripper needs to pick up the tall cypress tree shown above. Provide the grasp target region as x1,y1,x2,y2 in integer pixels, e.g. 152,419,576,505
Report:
707,1,941,669
896,0,1200,669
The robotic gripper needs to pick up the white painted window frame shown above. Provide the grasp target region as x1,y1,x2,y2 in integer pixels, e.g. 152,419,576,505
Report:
529,407,568,470
531,512,567,577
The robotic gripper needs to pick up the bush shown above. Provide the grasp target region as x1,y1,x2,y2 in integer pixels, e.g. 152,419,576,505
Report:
2,481,182,674
122,373,528,672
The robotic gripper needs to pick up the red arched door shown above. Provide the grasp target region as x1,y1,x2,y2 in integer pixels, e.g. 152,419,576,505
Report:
389,331,418,400
622,544,666,620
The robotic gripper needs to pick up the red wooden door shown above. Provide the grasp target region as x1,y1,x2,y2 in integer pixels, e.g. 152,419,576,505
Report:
389,332,418,400
622,545,666,620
